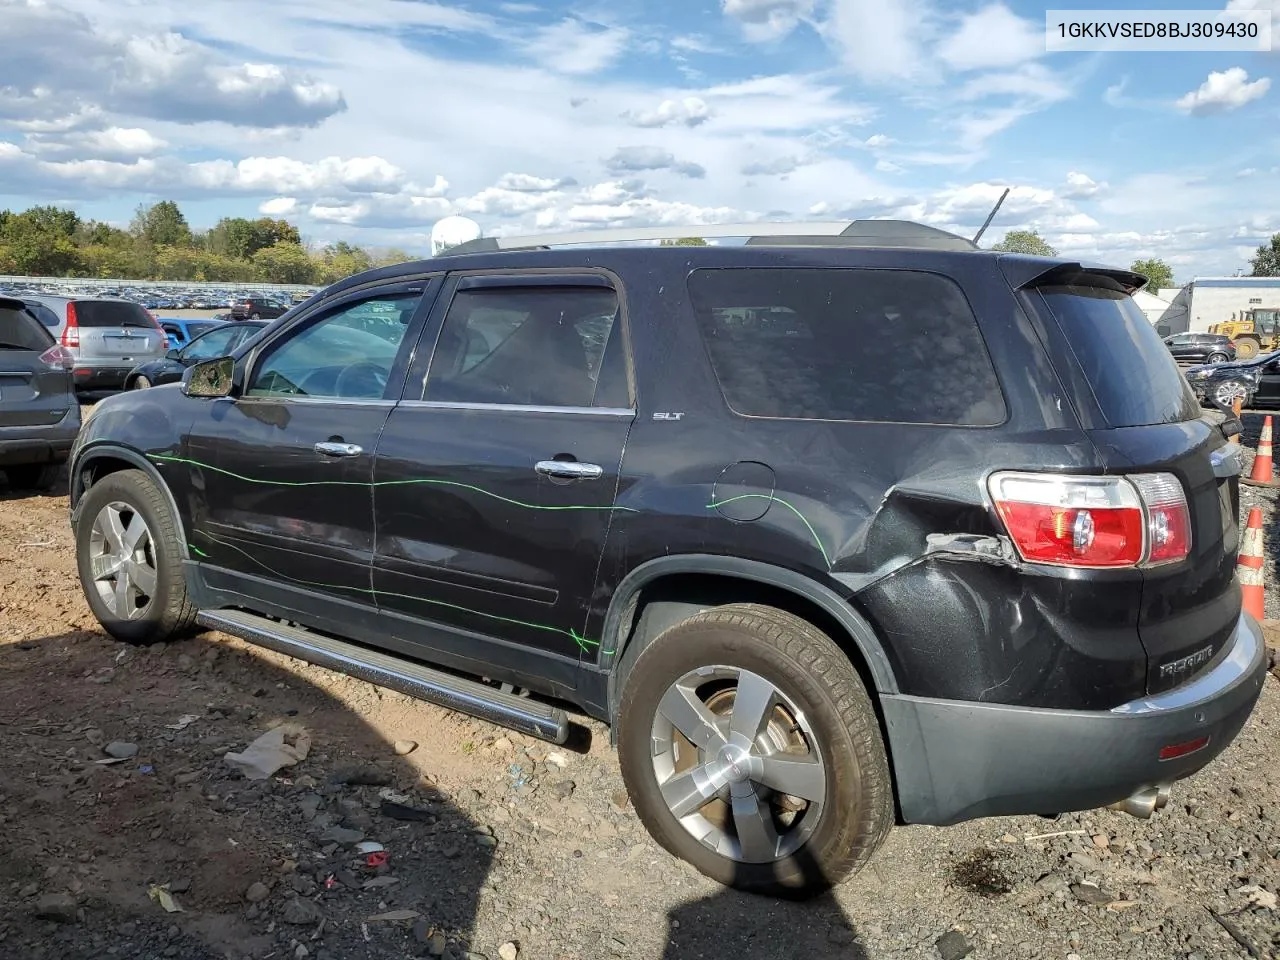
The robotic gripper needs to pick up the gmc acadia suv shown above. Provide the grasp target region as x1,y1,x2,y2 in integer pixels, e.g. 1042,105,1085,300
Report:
67,220,1268,897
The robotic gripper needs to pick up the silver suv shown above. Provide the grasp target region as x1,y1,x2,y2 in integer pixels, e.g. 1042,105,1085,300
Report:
22,296,168,393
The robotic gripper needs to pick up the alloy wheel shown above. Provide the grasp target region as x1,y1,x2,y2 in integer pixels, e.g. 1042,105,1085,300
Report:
88,501,157,620
1214,381,1248,406
649,665,827,864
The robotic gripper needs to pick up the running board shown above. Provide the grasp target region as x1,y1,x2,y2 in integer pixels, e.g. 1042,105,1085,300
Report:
197,609,570,744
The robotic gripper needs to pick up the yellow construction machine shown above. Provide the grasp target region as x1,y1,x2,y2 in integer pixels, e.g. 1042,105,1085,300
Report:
1209,308,1280,360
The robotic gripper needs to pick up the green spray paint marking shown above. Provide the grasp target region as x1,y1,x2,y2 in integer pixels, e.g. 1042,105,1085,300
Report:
705,494,831,569
150,454,638,513
193,529,609,655
188,544,209,558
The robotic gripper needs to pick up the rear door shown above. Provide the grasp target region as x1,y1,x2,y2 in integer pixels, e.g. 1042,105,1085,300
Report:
0,298,71,428
1252,354,1280,405
75,300,165,361
1022,268,1241,695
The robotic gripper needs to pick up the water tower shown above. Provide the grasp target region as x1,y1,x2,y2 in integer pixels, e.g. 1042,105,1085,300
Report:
431,216,482,256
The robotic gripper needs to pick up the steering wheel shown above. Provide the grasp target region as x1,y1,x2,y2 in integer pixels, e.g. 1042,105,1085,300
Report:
334,361,389,399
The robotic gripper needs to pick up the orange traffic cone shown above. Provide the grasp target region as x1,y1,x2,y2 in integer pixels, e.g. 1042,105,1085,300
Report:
1238,506,1266,621
1250,415,1274,483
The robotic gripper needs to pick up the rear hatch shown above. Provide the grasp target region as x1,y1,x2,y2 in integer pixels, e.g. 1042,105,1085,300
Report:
74,300,166,360
0,298,73,427
1017,264,1241,695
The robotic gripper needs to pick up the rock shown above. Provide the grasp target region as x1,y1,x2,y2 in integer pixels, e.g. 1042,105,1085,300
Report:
103,741,138,760
393,740,418,756
492,737,512,753
1067,851,1100,872
935,930,972,960
427,931,448,956
413,919,433,944
1070,882,1114,905
169,878,192,894
18,883,38,899
498,943,519,960
320,825,365,845
330,766,393,787
550,780,575,801
298,793,322,820
611,790,630,811
1092,833,1110,849
84,728,104,746
34,893,78,923
294,947,309,959
381,799,433,822
245,881,270,903
1035,872,1069,893
281,899,322,925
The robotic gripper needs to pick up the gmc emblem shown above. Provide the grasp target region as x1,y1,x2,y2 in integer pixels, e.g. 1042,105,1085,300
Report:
1158,645,1214,679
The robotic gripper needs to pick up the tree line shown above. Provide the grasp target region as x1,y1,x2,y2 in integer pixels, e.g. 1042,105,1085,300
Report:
0,201,415,285
990,229,1280,288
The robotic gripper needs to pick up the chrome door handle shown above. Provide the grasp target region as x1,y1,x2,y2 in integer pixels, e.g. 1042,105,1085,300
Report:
314,441,363,458
535,460,603,480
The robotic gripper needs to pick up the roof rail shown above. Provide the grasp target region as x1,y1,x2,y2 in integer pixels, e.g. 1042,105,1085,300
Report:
438,219,978,256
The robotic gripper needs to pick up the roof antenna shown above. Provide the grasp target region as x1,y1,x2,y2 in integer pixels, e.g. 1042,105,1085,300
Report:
971,187,1010,246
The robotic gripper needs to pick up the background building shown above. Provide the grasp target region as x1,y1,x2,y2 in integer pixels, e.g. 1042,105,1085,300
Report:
1151,278,1280,336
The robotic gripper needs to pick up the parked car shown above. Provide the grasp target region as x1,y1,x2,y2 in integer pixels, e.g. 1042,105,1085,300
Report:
1184,349,1280,408
230,297,289,320
159,318,225,350
22,295,169,393
0,297,80,490
67,220,1267,898
127,321,268,389
1162,332,1236,364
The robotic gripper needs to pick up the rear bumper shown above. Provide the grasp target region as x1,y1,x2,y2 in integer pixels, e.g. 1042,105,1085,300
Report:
0,406,81,466
883,612,1268,826
72,363,152,391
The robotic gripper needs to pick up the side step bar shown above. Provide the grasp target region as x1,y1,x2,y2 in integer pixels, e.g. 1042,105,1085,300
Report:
197,609,570,744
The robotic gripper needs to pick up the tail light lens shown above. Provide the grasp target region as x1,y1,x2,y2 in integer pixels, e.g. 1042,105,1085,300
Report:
989,471,1191,569
38,345,75,370
61,302,79,348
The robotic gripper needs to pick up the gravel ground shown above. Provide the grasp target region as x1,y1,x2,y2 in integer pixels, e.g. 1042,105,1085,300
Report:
0,423,1277,960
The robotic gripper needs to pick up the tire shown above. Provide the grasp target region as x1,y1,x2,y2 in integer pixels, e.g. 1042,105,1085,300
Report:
132,375,151,390
74,468,197,645
1207,353,1229,364
1213,380,1250,408
1234,337,1260,361
4,463,63,492
617,603,894,898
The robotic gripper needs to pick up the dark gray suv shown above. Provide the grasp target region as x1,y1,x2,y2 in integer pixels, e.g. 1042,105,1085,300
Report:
0,297,80,490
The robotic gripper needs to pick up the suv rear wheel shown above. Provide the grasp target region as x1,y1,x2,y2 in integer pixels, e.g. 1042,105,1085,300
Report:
74,468,197,645
617,603,893,897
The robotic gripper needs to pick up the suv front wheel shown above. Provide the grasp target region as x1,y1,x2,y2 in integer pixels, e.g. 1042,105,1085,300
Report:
617,603,894,897
74,468,197,645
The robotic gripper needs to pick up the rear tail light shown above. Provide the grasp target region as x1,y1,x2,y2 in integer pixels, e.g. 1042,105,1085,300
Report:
38,345,75,370
988,471,1191,569
61,302,79,348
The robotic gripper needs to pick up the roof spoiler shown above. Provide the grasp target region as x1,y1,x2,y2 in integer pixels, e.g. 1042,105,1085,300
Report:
998,258,1147,295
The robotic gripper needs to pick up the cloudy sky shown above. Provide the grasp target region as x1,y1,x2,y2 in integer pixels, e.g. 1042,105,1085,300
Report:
1,0,1277,278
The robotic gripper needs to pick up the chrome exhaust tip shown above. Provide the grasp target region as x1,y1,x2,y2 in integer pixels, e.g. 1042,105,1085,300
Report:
1107,786,1167,820
1154,784,1171,811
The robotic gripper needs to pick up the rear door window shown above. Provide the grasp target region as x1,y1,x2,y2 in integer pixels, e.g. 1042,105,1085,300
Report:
23,300,61,328
1037,284,1199,427
687,267,1005,425
0,304,55,351
74,300,155,328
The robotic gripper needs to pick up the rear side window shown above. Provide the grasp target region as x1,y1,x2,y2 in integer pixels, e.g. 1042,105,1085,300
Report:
1038,285,1199,427
24,301,61,327
0,305,55,351
74,300,155,328
687,267,1005,425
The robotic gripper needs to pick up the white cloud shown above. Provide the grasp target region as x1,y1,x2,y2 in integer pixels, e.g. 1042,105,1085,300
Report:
1225,0,1280,35
605,146,706,178
259,197,299,216
27,126,168,159
936,4,1042,72
824,0,935,83
520,18,630,75
494,173,575,192
875,158,903,173
1176,68,1271,115
1062,171,1106,199
863,134,893,149
721,0,816,42
624,97,711,128
742,156,802,175
0,1,346,129
456,186,565,217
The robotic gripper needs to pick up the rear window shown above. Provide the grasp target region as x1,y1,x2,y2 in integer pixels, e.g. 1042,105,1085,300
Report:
0,304,55,351
1038,285,1199,427
74,300,156,328
24,300,61,327
687,267,1006,425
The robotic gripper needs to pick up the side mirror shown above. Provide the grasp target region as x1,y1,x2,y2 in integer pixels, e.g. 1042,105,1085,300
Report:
165,348,180,360
182,356,235,398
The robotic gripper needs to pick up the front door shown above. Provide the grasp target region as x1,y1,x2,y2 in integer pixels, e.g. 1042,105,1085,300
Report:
1254,356,1280,405
371,272,634,680
179,281,435,618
